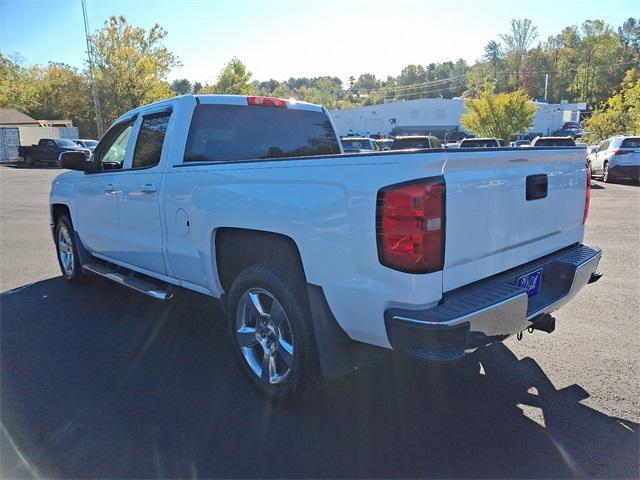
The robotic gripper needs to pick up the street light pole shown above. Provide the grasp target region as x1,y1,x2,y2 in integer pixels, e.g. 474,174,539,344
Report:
81,0,104,137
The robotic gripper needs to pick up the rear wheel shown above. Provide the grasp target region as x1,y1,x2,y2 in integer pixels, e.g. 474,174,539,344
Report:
55,215,85,283
603,162,610,183
226,263,322,402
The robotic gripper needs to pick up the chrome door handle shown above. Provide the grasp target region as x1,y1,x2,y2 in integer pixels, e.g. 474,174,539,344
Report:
104,183,116,193
139,183,157,193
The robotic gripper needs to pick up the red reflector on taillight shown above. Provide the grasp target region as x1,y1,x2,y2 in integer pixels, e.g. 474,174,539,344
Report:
583,167,591,224
247,96,287,108
377,177,445,273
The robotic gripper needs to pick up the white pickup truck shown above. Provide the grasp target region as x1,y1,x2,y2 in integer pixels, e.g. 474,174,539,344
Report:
51,94,602,401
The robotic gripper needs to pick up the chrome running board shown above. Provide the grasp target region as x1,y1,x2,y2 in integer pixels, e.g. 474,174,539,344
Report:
83,263,173,300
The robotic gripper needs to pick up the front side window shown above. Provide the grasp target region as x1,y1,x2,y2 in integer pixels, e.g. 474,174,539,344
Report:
598,140,610,152
95,121,134,171
132,113,171,168
184,105,340,162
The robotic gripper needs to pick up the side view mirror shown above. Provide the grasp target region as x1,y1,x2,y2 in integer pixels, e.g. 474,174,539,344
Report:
59,151,93,171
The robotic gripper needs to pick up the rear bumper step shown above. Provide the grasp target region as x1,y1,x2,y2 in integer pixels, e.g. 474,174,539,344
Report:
83,263,173,300
384,244,601,361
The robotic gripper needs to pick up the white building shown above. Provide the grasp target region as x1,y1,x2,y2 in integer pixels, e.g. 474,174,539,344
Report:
330,98,586,140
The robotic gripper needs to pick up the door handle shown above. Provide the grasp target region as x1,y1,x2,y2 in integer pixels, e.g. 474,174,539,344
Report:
139,183,157,193
104,183,116,193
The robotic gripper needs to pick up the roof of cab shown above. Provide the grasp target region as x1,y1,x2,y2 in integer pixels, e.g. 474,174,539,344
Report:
114,94,324,124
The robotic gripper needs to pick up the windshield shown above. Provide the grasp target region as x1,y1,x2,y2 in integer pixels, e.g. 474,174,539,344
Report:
621,137,640,148
341,139,373,151
58,139,79,147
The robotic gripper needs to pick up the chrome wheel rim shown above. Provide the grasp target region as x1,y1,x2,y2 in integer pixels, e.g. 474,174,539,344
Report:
58,224,74,276
235,288,294,384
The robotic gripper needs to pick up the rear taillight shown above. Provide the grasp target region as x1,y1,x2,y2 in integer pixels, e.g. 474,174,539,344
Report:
611,149,628,156
247,96,287,108
376,177,445,273
583,166,591,224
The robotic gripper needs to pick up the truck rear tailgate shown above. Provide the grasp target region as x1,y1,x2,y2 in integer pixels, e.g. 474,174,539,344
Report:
442,148,588,292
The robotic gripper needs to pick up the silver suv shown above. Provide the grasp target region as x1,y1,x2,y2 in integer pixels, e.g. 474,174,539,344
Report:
588,136,640,183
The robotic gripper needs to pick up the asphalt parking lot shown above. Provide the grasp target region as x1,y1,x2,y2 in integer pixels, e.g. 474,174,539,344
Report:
1,165,638,478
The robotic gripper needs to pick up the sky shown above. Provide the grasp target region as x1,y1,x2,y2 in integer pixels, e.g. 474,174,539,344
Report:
1,0,637,86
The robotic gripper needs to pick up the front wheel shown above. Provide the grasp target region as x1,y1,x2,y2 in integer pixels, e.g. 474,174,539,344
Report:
24,154,33,167
55,215,85,283
226,263,322,402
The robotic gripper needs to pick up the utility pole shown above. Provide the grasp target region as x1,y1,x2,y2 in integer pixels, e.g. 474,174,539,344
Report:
81,0,104,137
544,73,549,101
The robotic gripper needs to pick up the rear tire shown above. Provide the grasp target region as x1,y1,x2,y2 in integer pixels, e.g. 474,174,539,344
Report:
226,262,323,402
55,214,85,283
603,162,610,183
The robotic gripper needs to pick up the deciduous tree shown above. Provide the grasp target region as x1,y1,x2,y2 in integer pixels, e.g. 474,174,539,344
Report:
460,90,537,141
91,15,180,125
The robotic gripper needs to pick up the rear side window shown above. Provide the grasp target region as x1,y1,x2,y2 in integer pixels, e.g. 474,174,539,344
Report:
132,112,171,168
391,138,432,149
460,139,498,148
184,105,340,162
534,138,575,147
621,137,640,148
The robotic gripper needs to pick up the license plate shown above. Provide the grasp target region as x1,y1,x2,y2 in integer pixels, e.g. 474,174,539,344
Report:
516,268,543,297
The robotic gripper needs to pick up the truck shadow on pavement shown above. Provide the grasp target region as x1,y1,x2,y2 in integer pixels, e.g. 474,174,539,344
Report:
1,277,638,479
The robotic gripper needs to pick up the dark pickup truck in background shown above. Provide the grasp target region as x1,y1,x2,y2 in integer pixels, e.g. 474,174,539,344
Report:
19,138,90,167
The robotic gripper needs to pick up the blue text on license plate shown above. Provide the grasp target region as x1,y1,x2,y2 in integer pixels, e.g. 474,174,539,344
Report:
516,268,543,297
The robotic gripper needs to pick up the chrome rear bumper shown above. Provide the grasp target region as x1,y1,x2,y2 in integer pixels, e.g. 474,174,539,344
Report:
384,244,602,361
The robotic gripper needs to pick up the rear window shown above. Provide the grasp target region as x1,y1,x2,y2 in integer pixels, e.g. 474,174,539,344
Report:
184,105,340,162
534,138,576,147
460,139,498,148
391,138,432,149
621,138,640,148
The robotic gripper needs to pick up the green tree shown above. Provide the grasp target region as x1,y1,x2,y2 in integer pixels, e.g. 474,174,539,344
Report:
91,15,180,126
461,89,537,141
501,19,538,88
170,78,192,95
206,57,253,94
584,69,640,141
484,40,503,77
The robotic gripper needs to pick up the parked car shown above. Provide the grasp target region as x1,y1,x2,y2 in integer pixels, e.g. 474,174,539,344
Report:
588,136,640,183
340,137,380,152
459,138,504,148
375,139,393,150
51,94,601,402
19,138,90,167
390,135,441,150
530,136,576,147
73,139,99,152
511,140,530,147
444,142,460,149
553,128,583,139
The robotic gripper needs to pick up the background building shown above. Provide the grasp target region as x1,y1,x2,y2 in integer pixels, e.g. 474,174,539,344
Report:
330,99,587,140
0,108,79,147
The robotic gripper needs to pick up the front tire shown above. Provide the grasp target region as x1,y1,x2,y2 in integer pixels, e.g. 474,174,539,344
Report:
24,154,33,167
226,263,323,402
55,215,84,283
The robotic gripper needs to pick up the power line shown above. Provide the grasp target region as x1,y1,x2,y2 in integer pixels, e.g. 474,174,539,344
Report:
81,0,104,136
356,61,639,96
